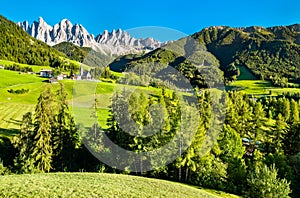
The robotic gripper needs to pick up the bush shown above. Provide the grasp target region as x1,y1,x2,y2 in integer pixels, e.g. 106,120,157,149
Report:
7,88,29,94
4,64,33,73
246,164,291,198
0,159,9,175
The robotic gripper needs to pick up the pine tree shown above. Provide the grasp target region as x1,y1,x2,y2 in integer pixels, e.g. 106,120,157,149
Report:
13,112,36,173
31,86,55,172
251,102,266,140
272,113,288,149
282,123,300,156
52,83,80,171
217,125,246,194
176,102,201,182
277,97,290,121
247,164,291,198
289,99,299,124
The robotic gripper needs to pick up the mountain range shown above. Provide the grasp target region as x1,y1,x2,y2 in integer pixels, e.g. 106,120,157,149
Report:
2,14,300,87
17,17,164,55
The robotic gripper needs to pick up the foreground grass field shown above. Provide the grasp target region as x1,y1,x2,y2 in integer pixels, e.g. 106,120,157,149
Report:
0,173,239,198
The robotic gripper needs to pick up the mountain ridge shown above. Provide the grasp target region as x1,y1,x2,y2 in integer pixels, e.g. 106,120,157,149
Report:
17,17,164,55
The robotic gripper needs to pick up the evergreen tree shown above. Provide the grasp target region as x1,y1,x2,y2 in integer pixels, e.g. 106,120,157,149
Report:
31,86,55,172
289,99,299,124
247,164,291,198
52,83,80,171
277,98,290,121
272,113,288,149
13,112,36,173
176,102,202,183
217,125,246,194
283,123,300,156
251,102,266,140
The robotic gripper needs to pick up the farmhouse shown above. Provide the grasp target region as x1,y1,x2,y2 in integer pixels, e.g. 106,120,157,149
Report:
40,69,53,78
242,138,261,157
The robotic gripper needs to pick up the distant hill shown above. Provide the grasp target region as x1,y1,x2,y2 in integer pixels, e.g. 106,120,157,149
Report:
53,42,92,62
124,24,300,86
53,42,116,67
125,36,224,87
194,25,300,82
0,15,66,66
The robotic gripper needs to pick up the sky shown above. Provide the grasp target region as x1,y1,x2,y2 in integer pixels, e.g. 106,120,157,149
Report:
1,0,300,41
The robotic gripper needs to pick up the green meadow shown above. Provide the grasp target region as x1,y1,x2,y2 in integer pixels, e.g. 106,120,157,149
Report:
227,66,300,96
0,173,240,198
0,69,162,136
0,59,52,73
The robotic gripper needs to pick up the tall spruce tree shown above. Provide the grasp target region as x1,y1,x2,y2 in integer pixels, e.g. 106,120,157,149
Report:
31,86,55,172
289,99,299,124
52,83,80,171
252,102,266,140
13,112,36,173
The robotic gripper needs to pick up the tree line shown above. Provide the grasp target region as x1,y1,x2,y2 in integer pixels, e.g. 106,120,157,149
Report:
1,87,300,197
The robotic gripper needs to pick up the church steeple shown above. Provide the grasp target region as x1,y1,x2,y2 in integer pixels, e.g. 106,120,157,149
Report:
80,66,83,76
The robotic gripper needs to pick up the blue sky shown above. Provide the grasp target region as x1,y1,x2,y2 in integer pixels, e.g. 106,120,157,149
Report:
1,0,300,41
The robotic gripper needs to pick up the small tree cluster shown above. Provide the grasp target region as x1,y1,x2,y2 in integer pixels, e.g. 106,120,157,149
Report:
13,83,80,173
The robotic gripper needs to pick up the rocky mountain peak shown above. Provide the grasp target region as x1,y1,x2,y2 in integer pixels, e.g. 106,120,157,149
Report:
18,17,164,55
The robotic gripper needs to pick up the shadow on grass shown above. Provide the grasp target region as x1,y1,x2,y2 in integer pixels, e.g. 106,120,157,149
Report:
0,127,19,138
0,134,16,166
253,81,272,88
225,86,245,91
2,118,22,126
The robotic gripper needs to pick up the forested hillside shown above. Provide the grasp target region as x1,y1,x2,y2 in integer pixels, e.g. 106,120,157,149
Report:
123,24,300,87
53,42,91,62
0,15,66,66
194,25,300,82
124,37,224,88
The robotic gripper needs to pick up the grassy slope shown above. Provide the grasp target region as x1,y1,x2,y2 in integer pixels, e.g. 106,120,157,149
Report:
0,59,83,73
227,66,300,96
0,60,52,73
0,70,45,136
0,173,239,198
0,69,161,137
236,66,257,80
